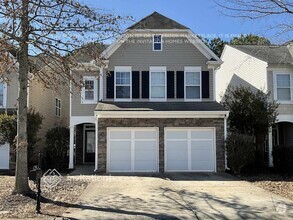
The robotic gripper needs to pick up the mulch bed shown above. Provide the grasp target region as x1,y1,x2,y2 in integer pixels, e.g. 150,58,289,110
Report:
0,175,90,219
241,174,293,201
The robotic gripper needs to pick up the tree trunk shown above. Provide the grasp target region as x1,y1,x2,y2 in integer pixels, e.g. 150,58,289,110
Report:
14,0,30,195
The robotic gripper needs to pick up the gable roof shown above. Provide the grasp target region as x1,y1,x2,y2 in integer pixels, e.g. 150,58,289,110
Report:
127,11,188,30
229,45,293,64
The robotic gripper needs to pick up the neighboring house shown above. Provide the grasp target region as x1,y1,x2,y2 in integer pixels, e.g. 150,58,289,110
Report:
216,44,293,167
0,55,69,170
69,12,229,173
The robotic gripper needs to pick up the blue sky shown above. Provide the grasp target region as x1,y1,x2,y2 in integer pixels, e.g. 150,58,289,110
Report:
82,0,291,44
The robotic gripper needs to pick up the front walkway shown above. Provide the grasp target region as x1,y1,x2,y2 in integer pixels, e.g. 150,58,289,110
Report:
63,173,293,219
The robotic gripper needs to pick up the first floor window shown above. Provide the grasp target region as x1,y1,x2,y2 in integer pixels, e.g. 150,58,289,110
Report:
185,67,201,100
81,76,97,104
0,84,4,106
115,67,131,100
55,98,61,117
150,67,166,100
276,73,291,101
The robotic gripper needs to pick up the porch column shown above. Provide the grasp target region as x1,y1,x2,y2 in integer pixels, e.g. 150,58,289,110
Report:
95,118,99,171
268,127,273,167
69,125,74,169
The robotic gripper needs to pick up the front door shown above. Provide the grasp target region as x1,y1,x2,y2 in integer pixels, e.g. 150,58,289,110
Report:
84,130,95,163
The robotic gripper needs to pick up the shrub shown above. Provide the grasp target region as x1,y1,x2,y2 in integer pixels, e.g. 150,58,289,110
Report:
273,145,293,173
226,132,256,174
45,126,69,169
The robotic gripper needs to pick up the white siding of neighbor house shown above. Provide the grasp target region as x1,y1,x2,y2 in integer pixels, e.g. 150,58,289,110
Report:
216,45,268,102
267,65,293,115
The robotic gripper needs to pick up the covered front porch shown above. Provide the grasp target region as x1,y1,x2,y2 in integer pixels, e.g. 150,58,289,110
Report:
69,116,98,171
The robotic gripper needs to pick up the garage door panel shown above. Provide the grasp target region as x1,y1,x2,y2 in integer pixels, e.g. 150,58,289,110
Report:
191,130,213,139
135,160,157,171
108,128,158,172
110,131,131,139
166,131,188,139
0,143,9,169
135,131,157,139
166,141,188,160
165,129,215,172
167,160,188,171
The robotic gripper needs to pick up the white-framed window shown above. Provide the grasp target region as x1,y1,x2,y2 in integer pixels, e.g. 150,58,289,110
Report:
153,35,162,51
184,66,201,101
0,83,7,107
274,72,293,102
115,66,132,101
81,76,98,104
55,98,61,117
150,66,167,101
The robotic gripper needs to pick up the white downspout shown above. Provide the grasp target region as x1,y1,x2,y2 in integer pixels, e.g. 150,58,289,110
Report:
99,67,103,101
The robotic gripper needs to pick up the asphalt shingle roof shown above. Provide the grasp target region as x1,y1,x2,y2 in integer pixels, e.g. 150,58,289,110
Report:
230,45,293,64
128,12,188,30
96,102,227,112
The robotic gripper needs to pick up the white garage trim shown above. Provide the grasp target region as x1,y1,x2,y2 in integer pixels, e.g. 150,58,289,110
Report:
107,127,159,172
164,127,216,172
0,143,10,170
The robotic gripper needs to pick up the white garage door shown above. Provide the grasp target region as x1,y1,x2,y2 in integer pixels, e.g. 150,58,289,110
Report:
165,128,215,172
108,128,158,172
0,143,10,170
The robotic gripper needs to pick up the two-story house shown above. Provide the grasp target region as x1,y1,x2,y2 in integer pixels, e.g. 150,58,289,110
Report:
216,44,293,167
0,55,69,170
69,12,229,173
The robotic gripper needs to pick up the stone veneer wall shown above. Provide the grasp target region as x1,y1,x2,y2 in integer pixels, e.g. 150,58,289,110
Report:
97,118,225,173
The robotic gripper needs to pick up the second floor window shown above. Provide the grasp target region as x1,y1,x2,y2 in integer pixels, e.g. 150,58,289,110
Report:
0,84,4,107
276,73,292,101
81,76,97,104
185,67,201,100
55,98,61,117
150,67,166,100
153,35,162,51
115,66,132,100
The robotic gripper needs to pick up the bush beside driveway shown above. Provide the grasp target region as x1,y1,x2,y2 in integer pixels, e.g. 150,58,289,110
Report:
63,173,293,219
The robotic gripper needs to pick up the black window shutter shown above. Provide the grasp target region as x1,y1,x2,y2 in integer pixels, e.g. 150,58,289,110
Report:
132,71,140,99
202,71,210,99
106,71,114,99
167,71,175,99
176,71,184,98
141,71,149,98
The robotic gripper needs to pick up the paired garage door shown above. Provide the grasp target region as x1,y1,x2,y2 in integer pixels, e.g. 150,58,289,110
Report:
108,128,158,172
107,127,216,172
0,143,10,170
165,128,216,172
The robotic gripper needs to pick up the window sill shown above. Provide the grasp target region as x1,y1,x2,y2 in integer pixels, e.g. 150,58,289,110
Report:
184,99,202,102
81,100,97,104
276,101,293,104
114,99,132,102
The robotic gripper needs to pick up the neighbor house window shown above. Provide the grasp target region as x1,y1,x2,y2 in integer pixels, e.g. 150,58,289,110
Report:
55,98,61,117
115,66,132,100
185,67,201,100
153,35,162,51
275,73,292,101
150,66,166,100
81,76,97,104
0,83,7,107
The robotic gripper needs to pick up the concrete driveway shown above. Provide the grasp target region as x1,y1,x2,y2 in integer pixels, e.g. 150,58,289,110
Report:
63,173,293,219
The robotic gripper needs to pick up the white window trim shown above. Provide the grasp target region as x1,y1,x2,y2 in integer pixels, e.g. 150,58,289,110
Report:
273,72,293,104
114,66,132,101
55,97,61,117
153,34,163,51
0,83,7,108
184,66,202,101
149,66,167,101
81,76,98,104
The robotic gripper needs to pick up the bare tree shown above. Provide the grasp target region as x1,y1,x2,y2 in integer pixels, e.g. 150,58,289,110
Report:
0,0,126,195
215,0,293,34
